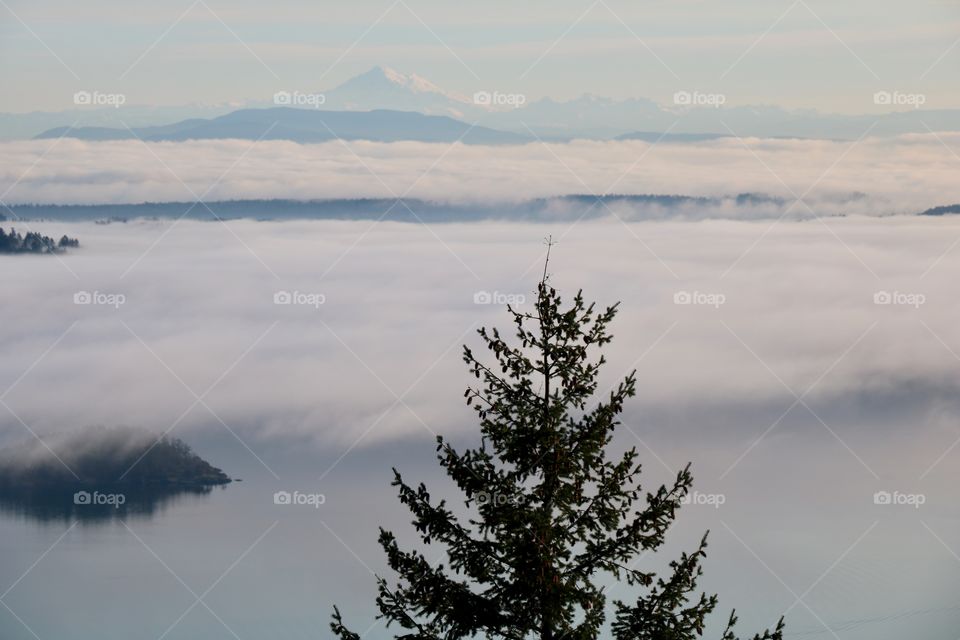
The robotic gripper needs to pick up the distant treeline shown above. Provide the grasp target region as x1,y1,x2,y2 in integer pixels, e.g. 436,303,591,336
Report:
0,227,79,253
4,195,957,222
0,194,793,223
919,204,960,216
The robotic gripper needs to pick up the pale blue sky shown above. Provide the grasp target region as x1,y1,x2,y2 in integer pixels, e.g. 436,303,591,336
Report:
0,0,958,113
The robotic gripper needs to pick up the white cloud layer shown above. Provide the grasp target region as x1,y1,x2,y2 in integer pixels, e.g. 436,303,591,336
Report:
2,217,959,639
3,216,960,470
2,134,960,215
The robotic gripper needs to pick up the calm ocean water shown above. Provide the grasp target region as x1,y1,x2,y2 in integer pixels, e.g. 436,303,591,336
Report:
0,442,407,640
2,435,959,640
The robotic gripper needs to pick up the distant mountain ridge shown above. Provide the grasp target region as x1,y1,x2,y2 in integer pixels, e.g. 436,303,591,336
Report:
36,107,530,145
321,67,960,139
9,65,960,141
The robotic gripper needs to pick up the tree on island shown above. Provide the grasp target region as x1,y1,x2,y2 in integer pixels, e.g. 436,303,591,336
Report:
331,248,785,640
0,426,231,490
0,226,79,254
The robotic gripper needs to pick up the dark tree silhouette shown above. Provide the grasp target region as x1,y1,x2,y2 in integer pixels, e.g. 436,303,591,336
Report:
332,248,784,640
59,234,80,248
0,226,79,253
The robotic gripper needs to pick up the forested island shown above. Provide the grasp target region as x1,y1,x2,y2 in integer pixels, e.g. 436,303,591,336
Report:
0,226,79,254
0,426,231,491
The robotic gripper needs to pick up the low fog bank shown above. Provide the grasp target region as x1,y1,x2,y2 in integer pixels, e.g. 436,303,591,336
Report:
2,134,959,217
0,425,154,475
4,193,885,224
3,218,960,637
0,425,230,488
2,217,960,462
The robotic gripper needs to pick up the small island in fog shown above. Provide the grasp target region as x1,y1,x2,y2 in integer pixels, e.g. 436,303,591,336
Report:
0,426,230,491
0,226,79,254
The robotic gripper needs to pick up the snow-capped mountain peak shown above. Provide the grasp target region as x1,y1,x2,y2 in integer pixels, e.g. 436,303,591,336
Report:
326,66,471,110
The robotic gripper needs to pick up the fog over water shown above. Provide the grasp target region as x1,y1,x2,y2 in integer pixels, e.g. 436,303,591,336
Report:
4,0,958,635
1,217,959,638
2,134,960,215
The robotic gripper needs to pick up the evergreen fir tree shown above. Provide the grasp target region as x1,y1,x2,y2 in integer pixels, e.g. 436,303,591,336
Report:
332,247,785,640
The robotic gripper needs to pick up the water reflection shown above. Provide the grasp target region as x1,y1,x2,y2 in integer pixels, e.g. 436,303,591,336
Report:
0,484,226,525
